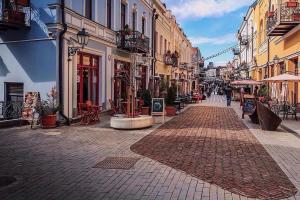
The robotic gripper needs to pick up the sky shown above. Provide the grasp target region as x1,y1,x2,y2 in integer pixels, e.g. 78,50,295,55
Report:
162,0,254,66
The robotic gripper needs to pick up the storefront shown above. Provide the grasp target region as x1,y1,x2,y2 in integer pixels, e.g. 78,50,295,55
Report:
77,52,100,106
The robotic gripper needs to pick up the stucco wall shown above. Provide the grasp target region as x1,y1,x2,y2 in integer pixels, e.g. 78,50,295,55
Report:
0,0,58,101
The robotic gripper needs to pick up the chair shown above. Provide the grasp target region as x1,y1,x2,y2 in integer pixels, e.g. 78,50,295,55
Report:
78,103,91,125
109,99,119,116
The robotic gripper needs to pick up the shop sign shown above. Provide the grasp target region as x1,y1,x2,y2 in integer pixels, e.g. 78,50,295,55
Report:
152,98,165,123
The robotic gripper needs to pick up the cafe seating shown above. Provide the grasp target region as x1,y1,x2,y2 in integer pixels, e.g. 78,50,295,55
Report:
78,101,102,125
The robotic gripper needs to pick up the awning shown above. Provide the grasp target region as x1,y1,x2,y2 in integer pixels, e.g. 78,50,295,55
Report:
231,79,262,85
263,73,300,82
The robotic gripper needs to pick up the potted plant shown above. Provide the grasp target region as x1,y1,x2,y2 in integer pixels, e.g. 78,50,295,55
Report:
141,90,152,115
38,87,61,129
122,24,132,35
165,85,177,116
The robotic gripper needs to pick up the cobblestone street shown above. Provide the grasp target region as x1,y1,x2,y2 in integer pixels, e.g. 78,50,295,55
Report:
0,96,300,200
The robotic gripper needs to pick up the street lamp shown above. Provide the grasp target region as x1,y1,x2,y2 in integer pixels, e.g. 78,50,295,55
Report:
68,28,90,56
273,55,279,65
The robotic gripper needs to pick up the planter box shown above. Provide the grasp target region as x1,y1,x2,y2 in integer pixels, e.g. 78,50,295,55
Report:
141,107,150,115
287,1,298,8
165,106,176,116
292,13,300,21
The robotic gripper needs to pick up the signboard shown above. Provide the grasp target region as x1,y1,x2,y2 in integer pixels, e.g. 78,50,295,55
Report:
242,94,256,119
22,92,41,127
152,98,165,123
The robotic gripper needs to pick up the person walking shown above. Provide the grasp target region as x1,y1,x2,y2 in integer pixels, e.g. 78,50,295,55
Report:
225,85,233,107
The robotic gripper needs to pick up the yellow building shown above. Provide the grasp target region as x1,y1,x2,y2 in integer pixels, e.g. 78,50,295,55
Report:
153,0,193,95
252,0,300,103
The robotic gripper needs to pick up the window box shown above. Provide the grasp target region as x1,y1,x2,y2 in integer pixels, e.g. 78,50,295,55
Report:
292,13,300,21
287,1,298,8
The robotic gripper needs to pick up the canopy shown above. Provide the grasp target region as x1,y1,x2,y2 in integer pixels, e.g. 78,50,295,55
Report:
263,73,300,82
230,79,262,85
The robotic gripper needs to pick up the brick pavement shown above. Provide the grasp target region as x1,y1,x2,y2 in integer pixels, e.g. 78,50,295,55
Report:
131,106,298,199
0,96,299,200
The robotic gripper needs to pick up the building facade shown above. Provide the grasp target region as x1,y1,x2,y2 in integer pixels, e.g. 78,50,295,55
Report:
237,0,300,104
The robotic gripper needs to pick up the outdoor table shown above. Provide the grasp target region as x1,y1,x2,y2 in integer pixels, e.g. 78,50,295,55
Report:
173,100,182,112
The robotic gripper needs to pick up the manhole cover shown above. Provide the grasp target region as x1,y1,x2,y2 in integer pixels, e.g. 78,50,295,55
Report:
94,157,140,170
0,176,17,188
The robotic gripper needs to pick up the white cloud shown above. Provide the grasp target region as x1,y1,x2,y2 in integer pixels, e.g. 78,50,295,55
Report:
168,0,253,20
190,33,236,45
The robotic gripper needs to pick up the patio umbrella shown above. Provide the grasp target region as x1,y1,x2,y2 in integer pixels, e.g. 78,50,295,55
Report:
271,83,277,99
231,79,262,85
263,73,300,82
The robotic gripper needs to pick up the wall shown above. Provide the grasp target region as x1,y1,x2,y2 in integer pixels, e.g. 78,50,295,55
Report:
0,0,58,101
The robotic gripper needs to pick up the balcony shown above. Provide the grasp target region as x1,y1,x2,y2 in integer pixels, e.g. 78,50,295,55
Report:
164,52,173,65
267,1,300,36
232,48,240,55
0,0,31,31
116,31,150,53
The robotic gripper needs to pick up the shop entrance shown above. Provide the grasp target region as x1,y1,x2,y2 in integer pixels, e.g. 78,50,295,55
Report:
77,52,100,105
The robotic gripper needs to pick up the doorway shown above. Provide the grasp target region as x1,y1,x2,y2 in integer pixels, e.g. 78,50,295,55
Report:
77,52,100,105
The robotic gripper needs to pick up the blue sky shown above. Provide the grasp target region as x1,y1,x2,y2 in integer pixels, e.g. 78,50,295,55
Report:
163,0,254,66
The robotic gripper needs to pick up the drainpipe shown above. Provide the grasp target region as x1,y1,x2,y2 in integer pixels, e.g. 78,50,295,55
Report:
58,0,70,125
151,9,158,96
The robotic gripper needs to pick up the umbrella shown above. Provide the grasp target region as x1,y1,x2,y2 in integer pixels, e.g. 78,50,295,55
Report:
263,73,300,82
231,79,262,85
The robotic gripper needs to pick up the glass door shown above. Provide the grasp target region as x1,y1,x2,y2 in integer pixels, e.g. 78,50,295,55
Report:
77,53,99,106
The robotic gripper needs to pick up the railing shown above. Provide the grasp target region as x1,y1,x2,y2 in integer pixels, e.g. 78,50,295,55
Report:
0,0,31,29
116,31,150,53
267,2,300,35
0,101,23,120
164,54,174,65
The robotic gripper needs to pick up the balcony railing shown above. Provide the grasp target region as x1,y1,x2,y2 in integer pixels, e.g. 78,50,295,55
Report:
164,51,179,67
0,101,23,120
116,31,150,54
267,2,300,36
164,53,173,65
0,0,31,30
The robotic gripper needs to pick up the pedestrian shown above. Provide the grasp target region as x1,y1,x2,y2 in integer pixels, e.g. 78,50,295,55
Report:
225,85,233,106
253,85,259,97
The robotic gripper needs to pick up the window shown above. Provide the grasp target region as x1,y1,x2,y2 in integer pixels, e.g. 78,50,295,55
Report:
132,11,136,31
5,83,24,102
85,0,92,20
155,31,158,52
164,39,167,54
121,2,126,29
160,35,163,55
142,17,145,34
107,0,112,29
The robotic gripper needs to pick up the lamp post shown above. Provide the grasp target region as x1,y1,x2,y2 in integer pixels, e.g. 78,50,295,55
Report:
67,28,90,119
68,28,90,56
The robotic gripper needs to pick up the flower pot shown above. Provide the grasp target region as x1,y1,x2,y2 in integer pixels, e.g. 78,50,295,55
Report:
165,106,177,116
267,11,274,18
287,1,298,8
141,107,150,115
41,114,57,129
292,13,300,21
